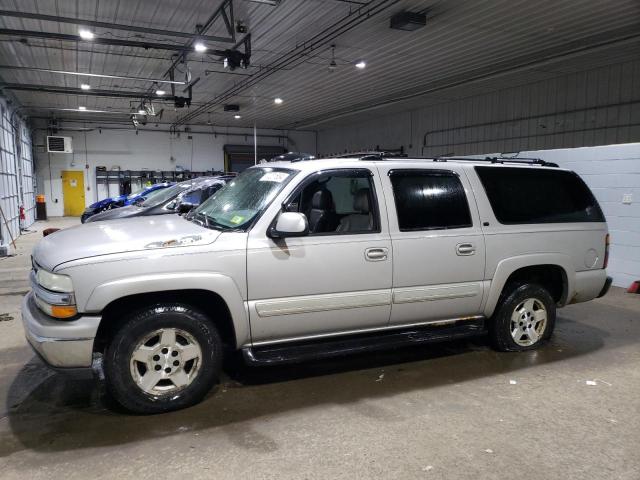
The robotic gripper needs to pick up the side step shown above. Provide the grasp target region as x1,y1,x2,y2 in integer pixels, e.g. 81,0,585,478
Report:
243,319,486,366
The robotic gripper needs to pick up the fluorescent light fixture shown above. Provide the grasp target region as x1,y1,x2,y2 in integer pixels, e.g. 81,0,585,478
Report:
355,61,366,69
78,106,87,111
274,97,283,105
138,109,146,115
194,42,207,52
80,83,91,90
78,29,94,40
234,114,241,119
155,89,166,96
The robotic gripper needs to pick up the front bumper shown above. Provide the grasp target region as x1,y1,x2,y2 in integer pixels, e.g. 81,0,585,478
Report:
21,292,101,368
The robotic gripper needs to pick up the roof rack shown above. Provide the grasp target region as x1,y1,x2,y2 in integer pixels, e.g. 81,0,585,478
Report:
332,151,409,160
433,156,558,167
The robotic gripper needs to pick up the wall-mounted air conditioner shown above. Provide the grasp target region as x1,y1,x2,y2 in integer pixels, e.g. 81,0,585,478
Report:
47,136,73,153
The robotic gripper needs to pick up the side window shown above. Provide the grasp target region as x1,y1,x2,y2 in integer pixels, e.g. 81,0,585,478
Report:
179,189,202,206
286,170,379,235
475,166,605,224
389,170,472,231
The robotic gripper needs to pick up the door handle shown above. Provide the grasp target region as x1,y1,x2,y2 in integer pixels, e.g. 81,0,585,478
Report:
456,243,475,256
365,247,388,261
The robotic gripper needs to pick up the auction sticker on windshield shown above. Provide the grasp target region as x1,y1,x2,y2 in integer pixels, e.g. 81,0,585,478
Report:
260,172,289,183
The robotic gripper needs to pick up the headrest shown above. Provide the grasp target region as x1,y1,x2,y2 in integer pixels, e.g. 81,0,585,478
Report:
312,189,333,209
353,188,370,213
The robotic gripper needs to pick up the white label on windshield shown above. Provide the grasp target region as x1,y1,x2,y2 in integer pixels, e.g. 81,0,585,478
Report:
260,172,289,183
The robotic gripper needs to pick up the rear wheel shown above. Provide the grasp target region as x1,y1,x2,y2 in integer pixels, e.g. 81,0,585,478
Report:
489,283,556,352
103,304,222,414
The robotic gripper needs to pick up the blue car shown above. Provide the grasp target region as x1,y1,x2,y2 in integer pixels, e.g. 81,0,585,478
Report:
81,182,173,223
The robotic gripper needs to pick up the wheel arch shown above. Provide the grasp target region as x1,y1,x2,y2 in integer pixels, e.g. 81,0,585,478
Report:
484,255,574,318
86,273,249,352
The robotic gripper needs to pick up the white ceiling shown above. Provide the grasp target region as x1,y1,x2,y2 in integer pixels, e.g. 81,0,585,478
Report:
1,0,639,130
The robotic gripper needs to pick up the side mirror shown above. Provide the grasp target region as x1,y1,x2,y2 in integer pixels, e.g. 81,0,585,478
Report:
268,212,309,238
178,202,195,214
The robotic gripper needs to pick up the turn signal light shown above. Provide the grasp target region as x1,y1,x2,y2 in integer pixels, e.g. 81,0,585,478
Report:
51,305,78,319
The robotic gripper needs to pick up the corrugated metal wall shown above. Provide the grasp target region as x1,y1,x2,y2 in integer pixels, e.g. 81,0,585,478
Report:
317,59,640,156
0,97,35,251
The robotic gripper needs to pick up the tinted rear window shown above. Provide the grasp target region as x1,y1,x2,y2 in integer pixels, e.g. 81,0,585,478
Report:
475,166,604,224
390,170,472,231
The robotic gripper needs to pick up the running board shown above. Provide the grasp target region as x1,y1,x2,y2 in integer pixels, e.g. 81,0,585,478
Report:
243,319,486,366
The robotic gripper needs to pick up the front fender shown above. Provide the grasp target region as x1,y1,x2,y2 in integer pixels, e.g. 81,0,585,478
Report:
84,272,250,347
484,254,574,318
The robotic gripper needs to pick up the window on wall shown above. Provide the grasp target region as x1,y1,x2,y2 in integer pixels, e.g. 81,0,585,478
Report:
475,166,605,224
389,170,472,231
286,169,379,235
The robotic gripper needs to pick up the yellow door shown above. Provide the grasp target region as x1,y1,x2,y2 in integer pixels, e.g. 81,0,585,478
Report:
61,171,86,216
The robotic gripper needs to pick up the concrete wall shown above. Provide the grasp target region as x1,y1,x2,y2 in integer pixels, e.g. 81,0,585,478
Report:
33,123,316,217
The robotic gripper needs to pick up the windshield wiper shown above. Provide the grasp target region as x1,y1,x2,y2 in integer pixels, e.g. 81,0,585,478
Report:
192,212,230,231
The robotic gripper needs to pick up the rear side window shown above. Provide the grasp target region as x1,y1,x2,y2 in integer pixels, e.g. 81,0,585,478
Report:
475,166,605,224
389,170,472,231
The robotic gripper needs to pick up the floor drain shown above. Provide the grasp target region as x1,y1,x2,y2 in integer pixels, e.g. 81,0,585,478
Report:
0,313,14,322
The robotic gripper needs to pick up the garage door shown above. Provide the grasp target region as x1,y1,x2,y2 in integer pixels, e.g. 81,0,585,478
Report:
224,144,286,173
0,105,19,247
20,124,35,228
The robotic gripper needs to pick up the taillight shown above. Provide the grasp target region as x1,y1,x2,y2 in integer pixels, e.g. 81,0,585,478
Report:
603,234,610,269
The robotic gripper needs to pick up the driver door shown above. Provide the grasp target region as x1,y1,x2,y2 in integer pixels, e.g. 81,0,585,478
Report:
246,168,393,344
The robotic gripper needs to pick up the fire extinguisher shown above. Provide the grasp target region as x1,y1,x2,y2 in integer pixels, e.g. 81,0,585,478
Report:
19,205,25,231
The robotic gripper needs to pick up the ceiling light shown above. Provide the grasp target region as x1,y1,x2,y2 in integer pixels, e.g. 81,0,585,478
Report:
78,106,86,111
194,42,207,53
355,61,366,69
78,29,94,40
138,109,146,115
80,83,91,90
234,114,241,119
274,97,283,105
155,89,166,96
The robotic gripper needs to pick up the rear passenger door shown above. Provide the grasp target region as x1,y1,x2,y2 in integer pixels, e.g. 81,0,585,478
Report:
378,165,486,325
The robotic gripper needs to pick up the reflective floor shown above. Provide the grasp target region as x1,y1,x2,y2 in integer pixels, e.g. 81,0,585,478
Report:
1,218,639,479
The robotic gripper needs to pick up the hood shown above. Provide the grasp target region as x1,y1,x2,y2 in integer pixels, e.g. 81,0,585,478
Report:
33,215,219,271
86,205,147,222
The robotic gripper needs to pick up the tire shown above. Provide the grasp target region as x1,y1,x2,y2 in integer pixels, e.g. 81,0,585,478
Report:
103,303,222,414
489,283,556,352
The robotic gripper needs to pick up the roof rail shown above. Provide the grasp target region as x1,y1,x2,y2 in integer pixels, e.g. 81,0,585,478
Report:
332,151,409,160
433,156,558,167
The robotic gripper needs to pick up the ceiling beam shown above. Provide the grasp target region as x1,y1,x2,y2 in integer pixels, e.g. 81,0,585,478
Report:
0,28,231,52
1,83,172,100
0,9,235,44
0,65,186,85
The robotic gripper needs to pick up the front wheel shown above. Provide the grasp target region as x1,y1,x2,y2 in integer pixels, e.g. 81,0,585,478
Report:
103,304,222,414
489,283,556,352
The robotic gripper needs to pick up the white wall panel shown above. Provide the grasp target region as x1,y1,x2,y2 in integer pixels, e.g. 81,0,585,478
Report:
33,124,316,217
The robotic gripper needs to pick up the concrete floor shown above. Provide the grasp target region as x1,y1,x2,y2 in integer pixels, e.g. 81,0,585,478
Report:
0,218,639,479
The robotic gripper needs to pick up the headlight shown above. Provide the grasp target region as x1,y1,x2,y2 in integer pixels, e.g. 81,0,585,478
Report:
36,269,74,293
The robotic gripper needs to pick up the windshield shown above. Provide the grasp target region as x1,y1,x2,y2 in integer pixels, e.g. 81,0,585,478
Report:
141,181,196,208
126,186,147,200
192,167,294,230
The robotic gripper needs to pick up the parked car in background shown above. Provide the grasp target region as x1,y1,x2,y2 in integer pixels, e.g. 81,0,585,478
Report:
80,182,173,223
85,175,234,223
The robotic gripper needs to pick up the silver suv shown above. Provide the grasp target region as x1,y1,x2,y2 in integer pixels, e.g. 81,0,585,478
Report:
22,156,611,413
